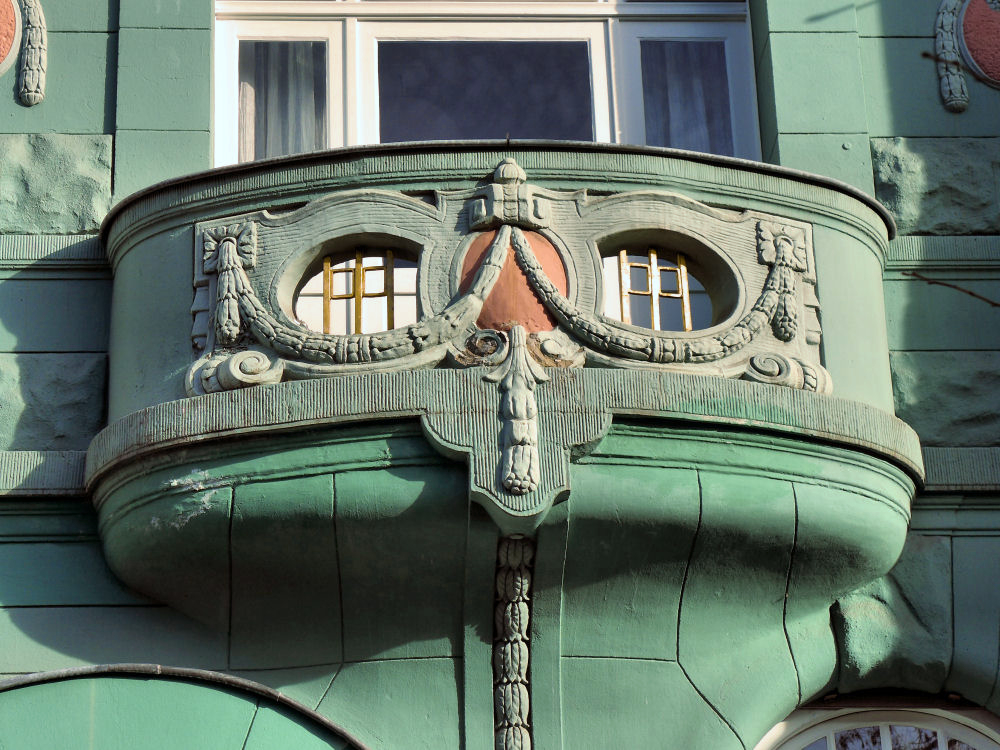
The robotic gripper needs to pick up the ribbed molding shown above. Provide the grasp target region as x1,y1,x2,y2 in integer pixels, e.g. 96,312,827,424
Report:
923,447,1000,491
886,235,1000,272
0,234,106,269
102,142,893,271
86,370,923,489
0,451,87,495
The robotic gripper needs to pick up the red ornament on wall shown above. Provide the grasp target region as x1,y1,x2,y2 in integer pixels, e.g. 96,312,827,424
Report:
961,0,1000,87
0,0,21,78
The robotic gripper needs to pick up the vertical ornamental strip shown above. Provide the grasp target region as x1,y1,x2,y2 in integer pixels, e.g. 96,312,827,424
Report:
493,536,535,750
17,0,45,105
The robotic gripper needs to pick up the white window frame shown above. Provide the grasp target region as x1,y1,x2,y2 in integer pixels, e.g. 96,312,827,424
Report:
614,19,759,158
214,1,759,167
756,708,1000,750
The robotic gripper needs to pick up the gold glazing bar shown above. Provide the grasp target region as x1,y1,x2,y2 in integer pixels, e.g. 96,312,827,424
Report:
353,250,364,334
648,247,660,330
385,249,395,329
618,249,631,324
678,254,692,332
322,255,331,334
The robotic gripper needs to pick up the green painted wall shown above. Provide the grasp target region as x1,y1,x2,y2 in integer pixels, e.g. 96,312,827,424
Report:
0,0,997,747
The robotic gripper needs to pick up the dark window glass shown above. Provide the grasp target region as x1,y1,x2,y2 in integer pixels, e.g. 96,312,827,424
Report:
640,39,733,155
378,41,594,142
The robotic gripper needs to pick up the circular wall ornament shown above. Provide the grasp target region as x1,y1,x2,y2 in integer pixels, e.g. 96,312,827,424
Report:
0,0,22,78
961,0,1000,88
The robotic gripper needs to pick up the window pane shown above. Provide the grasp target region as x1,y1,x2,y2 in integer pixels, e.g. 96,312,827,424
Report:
949,740,979,750
891,726,938,750
804,741,830,750
629,295,653,328
238,40,328,161
378,41,594,142
640,39,734,156
835,727,882,750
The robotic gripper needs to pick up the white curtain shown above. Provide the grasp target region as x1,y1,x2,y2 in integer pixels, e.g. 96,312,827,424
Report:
640,40,734,156
238,41,328,162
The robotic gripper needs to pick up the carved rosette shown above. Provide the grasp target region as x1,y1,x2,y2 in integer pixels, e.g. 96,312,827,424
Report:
493,536,534,750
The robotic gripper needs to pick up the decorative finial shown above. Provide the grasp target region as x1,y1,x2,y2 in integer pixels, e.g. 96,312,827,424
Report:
494,158,526,185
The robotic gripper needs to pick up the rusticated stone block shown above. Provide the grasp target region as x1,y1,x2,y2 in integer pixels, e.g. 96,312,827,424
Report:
890,350,1000,446
871,137,1000,235
0,134,112,233
0,353,106,450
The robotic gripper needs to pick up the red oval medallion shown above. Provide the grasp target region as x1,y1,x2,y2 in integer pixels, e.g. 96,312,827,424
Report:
962,0,1000,86
0,0,19,76
459,230,568,333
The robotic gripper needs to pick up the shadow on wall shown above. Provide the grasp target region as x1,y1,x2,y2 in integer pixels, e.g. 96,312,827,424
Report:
826,0,1000,719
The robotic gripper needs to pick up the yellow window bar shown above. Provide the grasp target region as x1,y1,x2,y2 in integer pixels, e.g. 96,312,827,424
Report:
321,249,396,335
617,249,693,331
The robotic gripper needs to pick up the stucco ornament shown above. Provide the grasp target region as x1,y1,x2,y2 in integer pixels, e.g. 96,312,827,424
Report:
0,0,21,79
16,0,45,105
935,0,1000,112
493,536,535,750
187,158,831,527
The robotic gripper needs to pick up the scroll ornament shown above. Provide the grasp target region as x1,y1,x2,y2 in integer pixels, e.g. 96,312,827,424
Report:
743,352,833,394
18,0,45,106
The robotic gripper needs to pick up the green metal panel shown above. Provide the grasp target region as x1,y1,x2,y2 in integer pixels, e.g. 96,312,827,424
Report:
885,278,1000,351
0,607,226,673
230,474,342,669
44,0,119,32
335,465,467,661
113,130,213,202
244,703,354,750
0,541,145,606
561,463,699,659
812,224,895,412
105,225,196,418
118,0,211,29
561,659,740,749
115,28,212,131
774,133,875,194
232,665,341,710
861,37,1000,137
765,32,869,134
677,472,798,743
316,658,462,749
0,676,351,749
0,279,110,352
0,33,115,134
